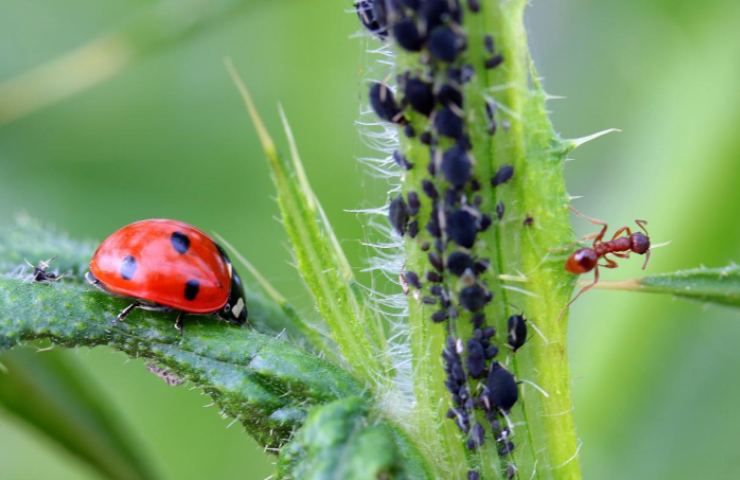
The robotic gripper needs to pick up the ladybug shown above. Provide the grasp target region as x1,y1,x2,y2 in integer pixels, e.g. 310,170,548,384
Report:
86,219,248,331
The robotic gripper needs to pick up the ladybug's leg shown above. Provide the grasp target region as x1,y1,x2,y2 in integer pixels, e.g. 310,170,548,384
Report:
116,302,140,323
174,312,185,332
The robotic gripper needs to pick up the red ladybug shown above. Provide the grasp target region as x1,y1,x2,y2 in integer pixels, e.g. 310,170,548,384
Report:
86,219,248,331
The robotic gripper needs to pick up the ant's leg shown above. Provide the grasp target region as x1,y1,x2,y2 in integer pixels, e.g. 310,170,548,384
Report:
560,267,600,320
600,256,619,269
174,312,185,333
642,249,652,270
569,206,607,226
610,226,632,241
611,251,630,259
116,302,140,323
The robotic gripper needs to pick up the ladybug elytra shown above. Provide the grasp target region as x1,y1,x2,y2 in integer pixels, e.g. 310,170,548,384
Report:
86,219,248,331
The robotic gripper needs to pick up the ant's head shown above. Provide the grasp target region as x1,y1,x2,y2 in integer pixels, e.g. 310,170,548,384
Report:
630,232,650,254
565,248,598,274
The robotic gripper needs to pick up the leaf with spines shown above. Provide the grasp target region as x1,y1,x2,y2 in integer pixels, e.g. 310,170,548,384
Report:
596,265,740,307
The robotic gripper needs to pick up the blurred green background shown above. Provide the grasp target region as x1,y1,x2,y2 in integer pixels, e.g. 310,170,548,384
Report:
0,0,738,479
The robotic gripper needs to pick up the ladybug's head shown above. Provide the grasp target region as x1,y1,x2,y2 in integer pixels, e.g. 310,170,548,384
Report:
219,269,248,326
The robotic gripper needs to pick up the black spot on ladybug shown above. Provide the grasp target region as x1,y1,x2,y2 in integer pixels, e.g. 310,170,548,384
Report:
491,164,514,186
120,255,137,280
170,231,190,254
483,362,518,412
184,279,200,301
507,314,527,352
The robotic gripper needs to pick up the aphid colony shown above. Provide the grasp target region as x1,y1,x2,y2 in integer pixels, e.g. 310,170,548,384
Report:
357,1,527,476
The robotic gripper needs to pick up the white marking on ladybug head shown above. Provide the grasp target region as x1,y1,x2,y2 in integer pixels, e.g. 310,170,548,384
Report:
232,297,245,318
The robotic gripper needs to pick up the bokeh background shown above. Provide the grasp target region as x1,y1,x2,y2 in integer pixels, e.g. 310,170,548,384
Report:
1,0,738,478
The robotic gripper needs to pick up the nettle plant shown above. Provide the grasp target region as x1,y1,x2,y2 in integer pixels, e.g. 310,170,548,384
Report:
0,1,737,479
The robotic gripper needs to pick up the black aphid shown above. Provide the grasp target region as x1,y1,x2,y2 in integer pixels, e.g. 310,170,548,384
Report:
420,131,433,145
388,194,409,235
422,296,437,305
441,144,471,187
484,54,504,69
471,312,485,328
404,270,422,289
466,338,487,378
491,164,514,186
356,0,388,38
483,362,518,412
428,252,444,272
432,309,449,322
408,220,419,238
460,64,475,83
496,201,505,220
506,464,517,480
467,0,481,13
484,34,494,53
369,82,405,124
468,470,481,480
426,271,442,283
467,422,486,450
393,150,413,170
523,215,534,227
437,84,463,108
446,251,474,276
404,77,435,116
420,0,462,31
507,314,527,352
428,26,464,62
426,205,442,237
479,214,492,232
421,241,431,251
392,17,424,51
421,179,439,199
473,259,489,274
434,106,464,139
404,124,416,137
459,284,491,312
446,209,478,248
407,191,420,215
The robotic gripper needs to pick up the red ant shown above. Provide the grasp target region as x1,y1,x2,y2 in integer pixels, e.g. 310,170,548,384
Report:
564,213,651,309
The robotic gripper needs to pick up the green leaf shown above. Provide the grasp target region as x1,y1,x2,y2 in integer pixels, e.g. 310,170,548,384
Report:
226,62,388,385
0,350,156,480
277,397,432,480
598,265,740,307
